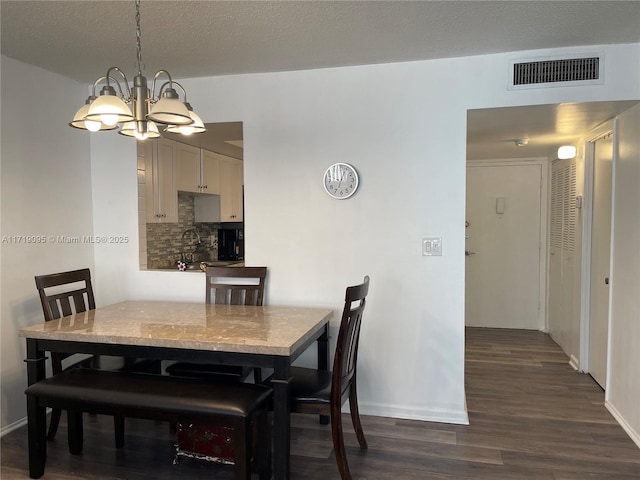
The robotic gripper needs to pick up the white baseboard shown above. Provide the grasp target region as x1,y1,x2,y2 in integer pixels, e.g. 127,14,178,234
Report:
358,401,469,425
3,404,472,438
605,401,640,449
0,416,27,437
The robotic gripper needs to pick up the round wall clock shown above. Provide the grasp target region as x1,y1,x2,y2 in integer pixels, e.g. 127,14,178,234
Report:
323,163,359,199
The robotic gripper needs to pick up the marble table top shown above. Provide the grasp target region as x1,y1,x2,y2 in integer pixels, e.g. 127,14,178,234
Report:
19,301,333,356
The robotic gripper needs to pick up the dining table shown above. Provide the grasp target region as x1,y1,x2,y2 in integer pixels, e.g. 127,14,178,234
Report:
19,300,333,480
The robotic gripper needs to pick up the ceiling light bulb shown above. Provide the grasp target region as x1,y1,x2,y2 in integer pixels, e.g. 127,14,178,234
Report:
178,125,194,135
119,120,160,139
165,109,206,135
558,145,577,159
85,120,102,132
100,114,120,126
134,129,149,140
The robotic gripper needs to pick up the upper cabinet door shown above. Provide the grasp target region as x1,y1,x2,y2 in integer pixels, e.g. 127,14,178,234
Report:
219,156,243,222
175,142,201,193
201,150,221,195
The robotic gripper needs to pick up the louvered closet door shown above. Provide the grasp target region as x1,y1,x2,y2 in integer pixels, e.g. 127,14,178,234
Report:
548,159,577,352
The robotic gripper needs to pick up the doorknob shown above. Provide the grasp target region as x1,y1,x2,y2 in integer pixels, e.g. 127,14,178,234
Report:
465,250,475,256
605,277,609,285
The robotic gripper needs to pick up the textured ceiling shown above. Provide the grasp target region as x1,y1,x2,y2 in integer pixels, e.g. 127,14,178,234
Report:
2,1,639,160
2,1,639,83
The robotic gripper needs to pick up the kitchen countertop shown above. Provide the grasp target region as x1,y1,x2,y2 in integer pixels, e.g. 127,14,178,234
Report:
152,261,245,272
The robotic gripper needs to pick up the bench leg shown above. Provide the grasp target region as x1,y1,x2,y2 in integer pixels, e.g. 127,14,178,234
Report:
234,420,251,480
257,411,272,480
27,396,46,479
67,411,83,455
114,416,125,448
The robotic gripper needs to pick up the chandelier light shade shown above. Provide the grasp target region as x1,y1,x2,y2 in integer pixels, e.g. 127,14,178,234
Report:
85,86,134,126
148,86,192,125
69,0,205,139
165,96,206,135
69,97,118,131
119,120,161,140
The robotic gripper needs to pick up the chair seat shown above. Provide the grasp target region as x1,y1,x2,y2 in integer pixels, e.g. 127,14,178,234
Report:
273,366,332,405
166,362,249,381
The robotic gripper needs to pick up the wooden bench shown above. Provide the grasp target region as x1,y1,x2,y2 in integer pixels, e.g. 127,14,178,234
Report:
25,369,272,480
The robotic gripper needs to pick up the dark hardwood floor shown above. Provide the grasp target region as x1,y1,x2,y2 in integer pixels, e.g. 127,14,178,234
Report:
2,327,639,479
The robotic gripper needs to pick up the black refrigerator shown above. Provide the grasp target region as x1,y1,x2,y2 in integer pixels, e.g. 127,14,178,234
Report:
218,228,244,261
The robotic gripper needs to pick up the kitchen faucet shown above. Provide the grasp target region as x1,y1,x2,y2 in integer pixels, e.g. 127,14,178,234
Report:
181,227,202,263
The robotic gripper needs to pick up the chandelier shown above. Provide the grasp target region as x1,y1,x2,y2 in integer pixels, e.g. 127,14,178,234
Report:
69,0,205,140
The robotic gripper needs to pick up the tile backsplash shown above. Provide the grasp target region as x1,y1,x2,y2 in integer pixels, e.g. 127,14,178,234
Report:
146,192,220,269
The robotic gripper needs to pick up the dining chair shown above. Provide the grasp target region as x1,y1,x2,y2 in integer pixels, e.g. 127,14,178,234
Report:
166,266,267,383
268,275,370,480
34,268,160,445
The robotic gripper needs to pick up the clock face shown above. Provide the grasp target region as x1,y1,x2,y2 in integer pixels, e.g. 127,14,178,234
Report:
323,163,359,199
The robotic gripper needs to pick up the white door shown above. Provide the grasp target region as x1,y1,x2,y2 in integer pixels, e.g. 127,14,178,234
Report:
465,164,542,329
589,134,613,388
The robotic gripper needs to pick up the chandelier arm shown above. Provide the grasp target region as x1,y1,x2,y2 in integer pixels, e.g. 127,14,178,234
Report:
105,67,132,100
91,77,106,97
151,70,173,101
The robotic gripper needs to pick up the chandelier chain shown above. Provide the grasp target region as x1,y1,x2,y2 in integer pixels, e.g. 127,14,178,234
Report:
135,0,143,74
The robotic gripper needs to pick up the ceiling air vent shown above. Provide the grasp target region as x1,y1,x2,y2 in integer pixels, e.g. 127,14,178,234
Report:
508,53,604,90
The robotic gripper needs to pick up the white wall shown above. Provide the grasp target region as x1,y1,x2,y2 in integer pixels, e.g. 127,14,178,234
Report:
606,103,640,446
2,43,639,434
0,55,95,431
90,43,640,425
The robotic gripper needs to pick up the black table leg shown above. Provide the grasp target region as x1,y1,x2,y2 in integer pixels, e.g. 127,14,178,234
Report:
318,323,330,425
25,339,47,479
271,357,291,480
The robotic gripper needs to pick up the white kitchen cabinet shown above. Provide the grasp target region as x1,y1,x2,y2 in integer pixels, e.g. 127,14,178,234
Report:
219,156,243,222
175,142,200,193
144,137,178,223
201,149,221,195
176,143,221,194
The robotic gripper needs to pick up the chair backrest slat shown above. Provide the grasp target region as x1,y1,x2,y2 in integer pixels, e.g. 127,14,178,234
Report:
331,276,369,406
35,268,95,322
205,266,267,306
34,268,96,373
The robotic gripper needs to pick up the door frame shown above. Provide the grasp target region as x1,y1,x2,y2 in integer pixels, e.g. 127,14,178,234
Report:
579,120,617,385
465,157,549,331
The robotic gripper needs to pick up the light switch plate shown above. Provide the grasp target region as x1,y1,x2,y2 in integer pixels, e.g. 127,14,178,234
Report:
422,237,442,256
